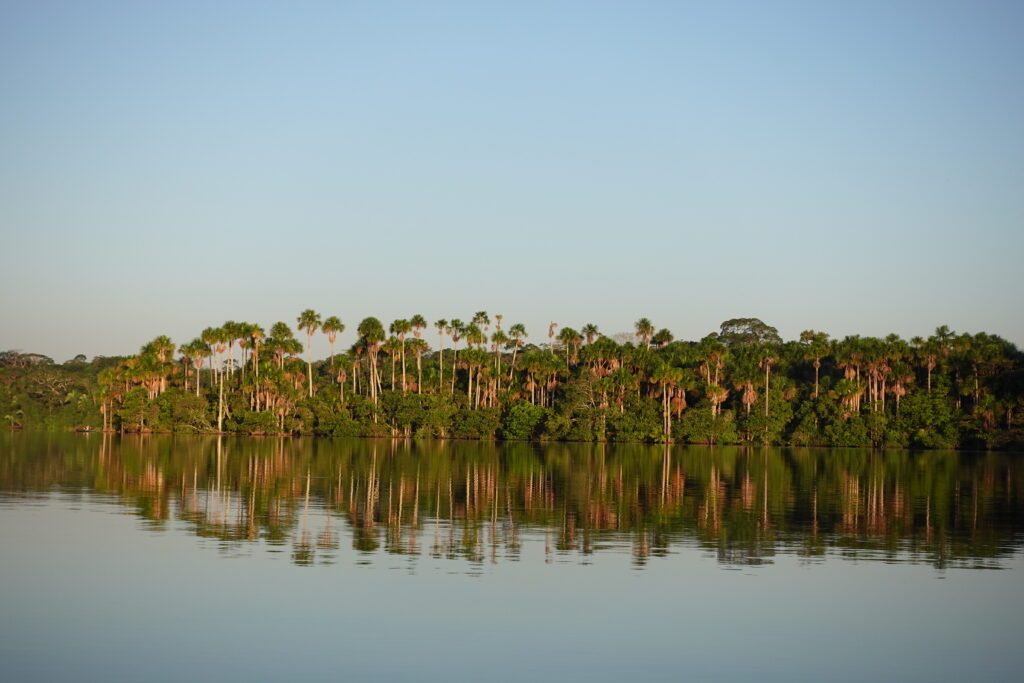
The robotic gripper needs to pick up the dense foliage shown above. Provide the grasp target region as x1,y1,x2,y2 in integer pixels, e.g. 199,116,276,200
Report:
3,315,1023,449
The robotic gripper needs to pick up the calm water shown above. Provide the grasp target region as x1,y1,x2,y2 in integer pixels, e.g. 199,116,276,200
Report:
1,433,1022,682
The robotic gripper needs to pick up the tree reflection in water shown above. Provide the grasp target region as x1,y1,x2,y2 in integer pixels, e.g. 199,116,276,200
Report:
1,432,1021,570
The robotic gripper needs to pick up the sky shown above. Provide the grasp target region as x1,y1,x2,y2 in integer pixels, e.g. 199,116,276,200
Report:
1,0,1022,362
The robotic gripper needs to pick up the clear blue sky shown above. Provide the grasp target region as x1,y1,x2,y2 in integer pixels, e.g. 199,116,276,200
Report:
2,0,1022,361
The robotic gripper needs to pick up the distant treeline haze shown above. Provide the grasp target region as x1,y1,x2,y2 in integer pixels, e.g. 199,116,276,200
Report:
2,314,1022,449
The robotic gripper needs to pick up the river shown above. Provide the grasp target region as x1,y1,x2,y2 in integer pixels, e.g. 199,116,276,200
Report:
1,433,1021,681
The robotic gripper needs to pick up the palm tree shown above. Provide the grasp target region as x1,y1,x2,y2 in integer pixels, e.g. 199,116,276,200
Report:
283,338,304,365
507,323,527,382
962,332,1002,408
250,324,265,378
739,376,758,416
269,322,294,370
878,334,908,413
322,316,344,367
548,322,558,355
706,383,729,419
434,319,448,391
297,309,322,398
383,336,401,391
651,363,683,440
536,353,563,408
759,352,776,441
407,337,429,393
335,362,349,405
390,319,412,392
144,335,174,364
221,321,239,380
835,337,864,412
141,335,175,394
214,326,230,379
179,339,205,395
410,314,427,340
463,324,486,359
934,324,954,347
449,319,464,395
915,335,942,394
832,378,865,416
463,347,490,407
652,328,674,348
490,329,509,385
610,367,637,413
557,327,579,367
581,323,600,345
189,339,212,396
799,330,830,399
571,330,584,364
357,318,386,403
411,313,429,390
635,318,655,349
583,335,619,378
235,322,254,384
178,341,196,394
890,359,913,414
349,340,364,396
201,326,222,380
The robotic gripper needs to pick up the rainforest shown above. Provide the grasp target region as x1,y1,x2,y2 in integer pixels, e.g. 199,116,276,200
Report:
2,314,1022,450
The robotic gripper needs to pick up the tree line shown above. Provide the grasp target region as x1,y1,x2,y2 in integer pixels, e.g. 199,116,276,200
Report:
2,314,1022,449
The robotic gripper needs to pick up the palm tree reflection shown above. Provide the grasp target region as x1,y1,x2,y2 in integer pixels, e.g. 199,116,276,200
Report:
2,433,1021,570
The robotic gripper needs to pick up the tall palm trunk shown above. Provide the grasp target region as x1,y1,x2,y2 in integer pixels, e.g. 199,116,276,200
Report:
376,351,384,399
508,343,520,382
367,352,378,404
662,383,670,440
306,332,314,398
217,369,225,433
763,361,772,443
451,347,458,396
400,338,407,392
438,332,445,392
813,359,820,399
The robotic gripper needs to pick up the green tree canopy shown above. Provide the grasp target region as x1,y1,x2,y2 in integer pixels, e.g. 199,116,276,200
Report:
718,318,782,347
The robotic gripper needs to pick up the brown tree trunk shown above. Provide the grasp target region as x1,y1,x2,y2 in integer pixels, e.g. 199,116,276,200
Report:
401,339,407,393
813,359,820,399
438,334,444,392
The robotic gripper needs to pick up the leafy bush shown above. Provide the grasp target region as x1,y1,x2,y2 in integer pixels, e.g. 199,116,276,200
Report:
500,401,546,440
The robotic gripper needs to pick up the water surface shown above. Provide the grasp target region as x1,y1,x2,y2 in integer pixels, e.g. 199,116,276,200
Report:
1,433,1021,681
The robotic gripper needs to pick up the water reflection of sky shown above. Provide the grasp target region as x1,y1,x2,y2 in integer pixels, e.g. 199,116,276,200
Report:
2,490,1022,683
3,434,1024,680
